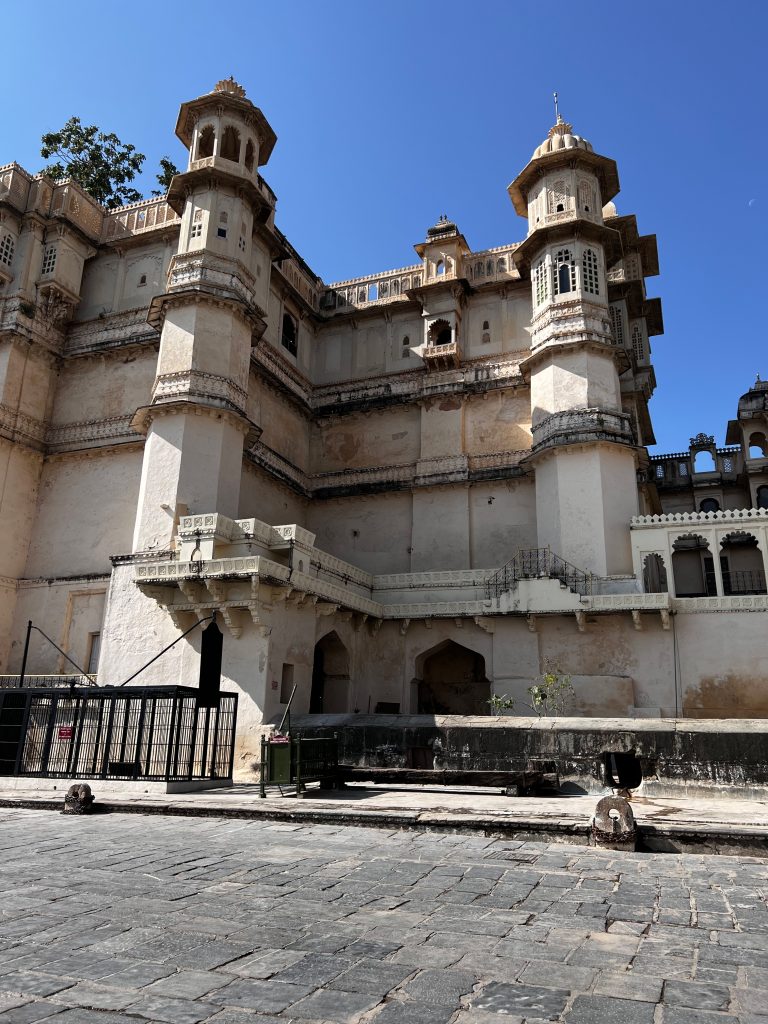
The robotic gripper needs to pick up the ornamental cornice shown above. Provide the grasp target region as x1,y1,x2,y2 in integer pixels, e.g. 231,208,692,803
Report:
0,401,47,450
130,400,251,438
44,414,139,453
152,369,249,416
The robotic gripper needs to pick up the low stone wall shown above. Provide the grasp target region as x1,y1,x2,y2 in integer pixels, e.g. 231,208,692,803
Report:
291,714,768,799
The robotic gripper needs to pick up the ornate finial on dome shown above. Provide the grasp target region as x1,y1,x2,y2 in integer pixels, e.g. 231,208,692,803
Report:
213,76,246,98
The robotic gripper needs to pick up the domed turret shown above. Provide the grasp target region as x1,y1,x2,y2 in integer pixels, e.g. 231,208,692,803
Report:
531,116,595,159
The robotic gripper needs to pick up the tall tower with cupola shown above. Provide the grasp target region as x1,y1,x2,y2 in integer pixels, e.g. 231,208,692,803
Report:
509,114,640,575
131,78,276,551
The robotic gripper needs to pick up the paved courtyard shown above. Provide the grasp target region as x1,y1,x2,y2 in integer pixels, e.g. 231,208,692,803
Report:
0,809,766,1024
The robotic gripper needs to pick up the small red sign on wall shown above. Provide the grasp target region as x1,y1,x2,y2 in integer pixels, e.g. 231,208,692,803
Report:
58,726,73,740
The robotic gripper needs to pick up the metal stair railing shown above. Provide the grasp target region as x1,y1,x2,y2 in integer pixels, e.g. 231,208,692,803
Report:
485,547,593,599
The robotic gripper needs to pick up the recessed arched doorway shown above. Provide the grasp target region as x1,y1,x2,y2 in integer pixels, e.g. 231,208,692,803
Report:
309,632,350,714
415,640,490,715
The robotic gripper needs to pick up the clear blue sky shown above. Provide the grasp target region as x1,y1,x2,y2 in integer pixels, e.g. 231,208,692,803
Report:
3,1,765,453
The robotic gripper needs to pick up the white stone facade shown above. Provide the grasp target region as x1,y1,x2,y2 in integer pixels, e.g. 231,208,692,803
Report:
2,82,767,757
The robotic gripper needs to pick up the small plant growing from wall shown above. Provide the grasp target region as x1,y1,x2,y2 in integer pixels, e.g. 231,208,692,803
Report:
527,662,574,717
488,693,516,715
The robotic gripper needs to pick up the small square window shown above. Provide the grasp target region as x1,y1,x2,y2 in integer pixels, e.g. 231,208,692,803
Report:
217,228,227,238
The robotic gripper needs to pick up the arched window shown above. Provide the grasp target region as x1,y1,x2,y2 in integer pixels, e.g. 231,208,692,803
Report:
0,233,15,267
700,498,720,513
486,259,494,276
582,248,600,294
534,258,548,306
553,249,575,295
548,180,568,214
578,179,594,213
391,279,399,295
631,323,644,362
475,261,483,277
217,210,228,239
693,449,716,472
482,320,489,330
497,257,507,272
642,553,668,594
757,485,768,509
402,335,410,358
436,260,445,276
197,125,214,160
609,305,624,346
244,139,255,172
367,282,378,301
220,125,241,162
748,432,768,458
281,312,298,356
428,319,452,346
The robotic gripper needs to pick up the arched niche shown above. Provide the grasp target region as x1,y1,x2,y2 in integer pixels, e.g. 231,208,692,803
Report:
671,534,715,598
413,639,490,715
309,631,350,714
719,531,766,595
196,124,215,160
642,553,668,594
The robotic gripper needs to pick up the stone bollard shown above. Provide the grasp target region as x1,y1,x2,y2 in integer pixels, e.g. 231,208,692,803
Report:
591,795,637,851
63,782,95,815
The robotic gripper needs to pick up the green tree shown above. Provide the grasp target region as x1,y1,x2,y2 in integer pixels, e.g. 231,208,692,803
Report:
153,157,180,196
40,117,146,208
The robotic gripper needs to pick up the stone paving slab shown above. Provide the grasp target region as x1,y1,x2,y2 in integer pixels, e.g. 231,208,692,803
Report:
0,808,766,1024
2,782,768,852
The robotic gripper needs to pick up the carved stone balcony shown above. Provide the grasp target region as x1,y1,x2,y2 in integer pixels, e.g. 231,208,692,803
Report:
422,341,460,371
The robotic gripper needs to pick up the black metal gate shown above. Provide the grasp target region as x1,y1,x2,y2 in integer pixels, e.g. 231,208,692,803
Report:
0,686,237,782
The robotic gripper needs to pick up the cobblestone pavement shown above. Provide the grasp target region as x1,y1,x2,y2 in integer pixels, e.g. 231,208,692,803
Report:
0,810,766,1024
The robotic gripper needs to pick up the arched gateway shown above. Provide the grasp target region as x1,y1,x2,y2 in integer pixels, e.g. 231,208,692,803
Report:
414,640,490,715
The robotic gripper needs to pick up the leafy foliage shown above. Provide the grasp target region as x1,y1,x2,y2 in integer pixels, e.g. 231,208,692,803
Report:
527,662,574,717
153,157,180,196
488,693,516,715
40,117,146,208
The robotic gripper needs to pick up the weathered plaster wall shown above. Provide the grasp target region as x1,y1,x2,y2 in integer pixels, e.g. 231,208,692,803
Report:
7,580,108,675
25,448,142,578
469,478,537,569
251,382,310,472
307,492,413,575
465,390,531,455
239,462,308,525
310,406,420,474
50,351,155,425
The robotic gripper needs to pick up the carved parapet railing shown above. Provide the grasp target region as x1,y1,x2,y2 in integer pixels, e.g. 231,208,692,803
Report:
273,257,320,310
103,198,181,241
632,508,768,528
422,341,461,371
323,263,423,311
50,181,104,240
462,245,519,283
531,408,634,453
0,163,32,211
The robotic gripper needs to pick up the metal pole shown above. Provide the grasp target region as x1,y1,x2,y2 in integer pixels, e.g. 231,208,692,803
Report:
19,620,32,688
118,614,214,686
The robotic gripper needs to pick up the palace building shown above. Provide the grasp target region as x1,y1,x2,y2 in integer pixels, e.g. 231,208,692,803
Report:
1,78,767,761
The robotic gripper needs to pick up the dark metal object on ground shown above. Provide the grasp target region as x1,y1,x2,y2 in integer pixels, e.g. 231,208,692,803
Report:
0,685,237,782
63,782,94,814
260,734,340,798
592,795,637,850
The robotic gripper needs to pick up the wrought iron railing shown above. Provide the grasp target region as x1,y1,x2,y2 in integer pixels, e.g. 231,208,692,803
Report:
485,547,593,599
722,569,767,595
0,685,237,781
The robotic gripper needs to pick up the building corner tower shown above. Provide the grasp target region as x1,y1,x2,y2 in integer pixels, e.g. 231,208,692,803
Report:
131,78,275,553
510,114,641,576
